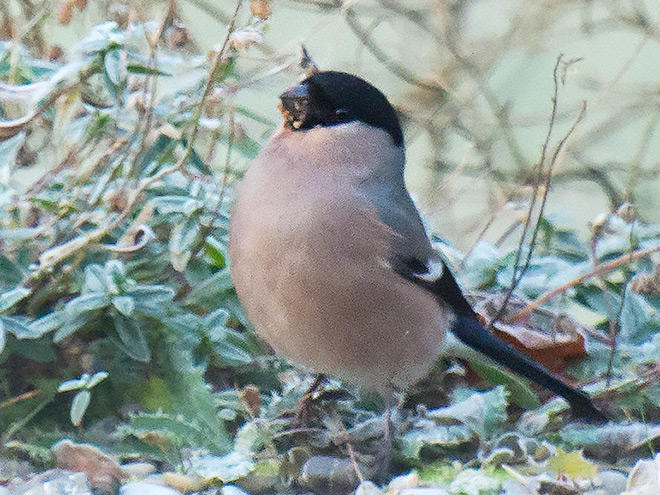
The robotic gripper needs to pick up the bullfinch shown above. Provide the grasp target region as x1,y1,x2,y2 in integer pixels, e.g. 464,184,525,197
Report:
228,70,604,421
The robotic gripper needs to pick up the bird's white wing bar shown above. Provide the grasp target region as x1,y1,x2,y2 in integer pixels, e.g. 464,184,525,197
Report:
414,258,444,283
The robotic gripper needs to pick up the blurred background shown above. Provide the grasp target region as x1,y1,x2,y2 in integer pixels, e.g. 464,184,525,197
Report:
3,0,659,250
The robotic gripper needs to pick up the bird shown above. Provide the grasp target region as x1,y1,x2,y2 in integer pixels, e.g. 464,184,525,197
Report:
228,70,605,422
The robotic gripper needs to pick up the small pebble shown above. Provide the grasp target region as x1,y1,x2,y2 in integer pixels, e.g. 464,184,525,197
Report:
354,480,383,495
300,456,360,493
120,481,182,495
596,469,627,495
399,488,450,495
162,472,206,492
221,485,253,495
10,469,91,495
121,462,157,479
388,471,419,491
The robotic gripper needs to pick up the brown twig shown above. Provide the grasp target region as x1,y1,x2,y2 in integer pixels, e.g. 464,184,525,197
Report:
510,242,660,322
0,389,41,409
491,56,585,327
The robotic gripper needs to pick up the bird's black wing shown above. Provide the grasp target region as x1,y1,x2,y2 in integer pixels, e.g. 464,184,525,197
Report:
397,257,606,422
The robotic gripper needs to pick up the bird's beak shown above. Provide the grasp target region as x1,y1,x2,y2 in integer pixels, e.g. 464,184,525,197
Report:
279,83,309,129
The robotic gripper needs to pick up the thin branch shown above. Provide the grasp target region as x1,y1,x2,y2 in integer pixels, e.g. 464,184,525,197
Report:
510,242,660,322
0,390,41,409
343,5,445,93
490,56,582,326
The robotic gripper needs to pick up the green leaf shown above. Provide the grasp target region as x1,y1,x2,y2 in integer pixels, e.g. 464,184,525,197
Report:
170,216,199,255
65,293,111,315
620,289,656,345
0,287,31,312
58,375,90,392
83,264,110,293
54,311,94,342
29,312,63,337
400,419,475,459
134,134,175,174
211,56,236,83
70,390,91,426
547,448,598,479
184,269,233,306
427,387,509,440
151,195,201,215
0,315,41,339
470,361,541,410
0,132,26,183
86,371,109,389
0,255,24,287
204,236,226,268
112,295,135,316
112,312,151,362
184,145,213,175
126,64,172,76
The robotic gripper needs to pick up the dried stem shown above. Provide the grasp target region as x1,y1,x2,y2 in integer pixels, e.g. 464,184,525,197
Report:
510,242,660,322
490,56,586,326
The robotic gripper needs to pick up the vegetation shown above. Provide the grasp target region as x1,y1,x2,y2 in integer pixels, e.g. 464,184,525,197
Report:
1,0,659,492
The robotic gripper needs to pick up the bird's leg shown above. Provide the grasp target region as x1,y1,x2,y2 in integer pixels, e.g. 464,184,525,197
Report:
293,374,327,426
375,382,402,482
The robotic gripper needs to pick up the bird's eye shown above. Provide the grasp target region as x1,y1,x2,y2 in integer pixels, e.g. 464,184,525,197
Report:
335,108,349,120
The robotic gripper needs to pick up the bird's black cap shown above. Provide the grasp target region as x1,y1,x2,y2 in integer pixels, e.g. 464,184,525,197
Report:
279,71,404,147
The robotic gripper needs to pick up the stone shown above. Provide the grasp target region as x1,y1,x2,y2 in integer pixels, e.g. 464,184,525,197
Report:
300,456,360,494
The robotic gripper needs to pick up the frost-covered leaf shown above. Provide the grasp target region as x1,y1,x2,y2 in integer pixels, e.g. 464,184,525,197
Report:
87,371,109,388
111,312,150,362
70,390,91,426
0,315,40,338
627,453,660,495
170,216,199,270
0,286,30,312
53,311,94,342
448,468,500,495
620,288,658,345
83,264,111,293
75,21,125,53
151,195,201,215
400,419,474,459
58,375,89,392
29,312,63,337
103,49,124,88
427,387,509,439
185,269,233,306
560,423,660,459
0,132,26,185
64,292,110,316
112,295,135,316
190,451,255,482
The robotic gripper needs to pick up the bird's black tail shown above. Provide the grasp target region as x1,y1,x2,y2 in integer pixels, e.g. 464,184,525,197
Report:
452,316,606,422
